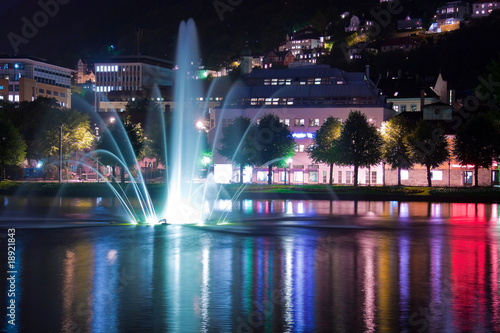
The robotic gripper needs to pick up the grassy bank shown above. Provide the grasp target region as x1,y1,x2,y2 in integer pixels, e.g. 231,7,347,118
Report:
1,181,500,203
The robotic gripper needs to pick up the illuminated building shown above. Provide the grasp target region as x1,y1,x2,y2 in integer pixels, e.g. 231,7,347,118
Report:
209,65,395,184
278,26,323,57
432,1,470,32
472,0,500,17
0,56,72,107
94,55,174,112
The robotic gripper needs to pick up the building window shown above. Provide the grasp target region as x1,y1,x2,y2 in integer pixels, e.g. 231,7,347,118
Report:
299,145,304,152
338,171,343,184
309,171,318,182
371,171,377,184
400,104,407,112
61,93,65,97
294,118,305,126
410,104,417,111
46,90,51,95
294,171,304,182
323,171,328,183
257,171,268,182
284,118,290,126
39,89,44,94
346,171,352,184
309,118,320,126
53,91,58,96
393,105,399,112
431,170,443,180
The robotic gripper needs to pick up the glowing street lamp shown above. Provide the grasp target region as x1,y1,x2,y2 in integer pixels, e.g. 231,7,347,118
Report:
196,120,205,131
202,155,211,166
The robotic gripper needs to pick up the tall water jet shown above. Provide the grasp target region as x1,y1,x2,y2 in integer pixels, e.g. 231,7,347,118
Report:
164,19,207,224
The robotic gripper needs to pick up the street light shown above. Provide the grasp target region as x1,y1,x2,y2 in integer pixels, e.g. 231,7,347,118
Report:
196,120,205,132
59,124,63,183
285,158,292,185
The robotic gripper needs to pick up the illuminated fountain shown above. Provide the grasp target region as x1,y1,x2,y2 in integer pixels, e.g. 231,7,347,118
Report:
81,19,221,225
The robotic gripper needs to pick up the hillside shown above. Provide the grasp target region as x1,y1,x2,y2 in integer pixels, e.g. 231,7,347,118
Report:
0,0,457,68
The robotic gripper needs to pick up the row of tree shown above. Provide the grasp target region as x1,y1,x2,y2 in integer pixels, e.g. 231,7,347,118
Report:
219,110,500,187
0,98,94,180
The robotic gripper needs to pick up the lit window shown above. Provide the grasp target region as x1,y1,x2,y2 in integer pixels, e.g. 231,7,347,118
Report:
257,171,268,181
309,171,318,182
14,95,19,102
299,145,304,152
431,171,443,180
393,105,399,112
294,171,304,182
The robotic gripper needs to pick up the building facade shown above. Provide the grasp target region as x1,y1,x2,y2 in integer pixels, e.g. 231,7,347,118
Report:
278,26,323,58
209,65,396,184
472,0,500,18
0,57,72,107
94,55,174,112
435,1,470,27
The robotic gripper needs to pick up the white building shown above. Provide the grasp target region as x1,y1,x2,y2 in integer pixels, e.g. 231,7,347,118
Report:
94,55,174,112
0,57,72,107
472,0,500,17
278,26,323,57
209,65,395,184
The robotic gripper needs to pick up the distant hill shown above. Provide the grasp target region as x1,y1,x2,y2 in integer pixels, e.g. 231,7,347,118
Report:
0,0,459,69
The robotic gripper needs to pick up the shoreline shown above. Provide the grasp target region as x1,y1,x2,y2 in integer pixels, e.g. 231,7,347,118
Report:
1,181,499,203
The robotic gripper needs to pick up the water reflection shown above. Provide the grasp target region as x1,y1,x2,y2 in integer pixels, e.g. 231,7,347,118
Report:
2,201,500,332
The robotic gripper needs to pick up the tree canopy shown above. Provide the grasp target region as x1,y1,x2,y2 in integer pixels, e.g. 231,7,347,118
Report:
96,116,144,184
252,114,295,184
381,116,414,186
0,121,26,179
308,116,342,185
453,113,500,186
408,120,450,187
218,116,255,183
336,111,382,186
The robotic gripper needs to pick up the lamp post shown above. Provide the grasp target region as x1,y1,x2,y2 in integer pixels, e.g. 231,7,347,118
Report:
59,124,63,183
285,158,292,185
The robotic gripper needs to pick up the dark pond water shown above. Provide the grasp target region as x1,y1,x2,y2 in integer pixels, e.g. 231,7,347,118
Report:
1,197,499,332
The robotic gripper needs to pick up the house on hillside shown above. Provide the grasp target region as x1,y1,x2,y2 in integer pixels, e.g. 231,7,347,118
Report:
472,0,500,17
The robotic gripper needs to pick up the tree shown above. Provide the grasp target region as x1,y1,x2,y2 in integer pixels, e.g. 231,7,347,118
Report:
36,108,94,166
453,113,500,187
252,114,295,185
0,98,93,166
0,122,26,180
336,111,383,186
217,116,255,183
409,120,450,187
381,116,414,186
125,98,170,167
308,116,342,185
96,116,144,184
